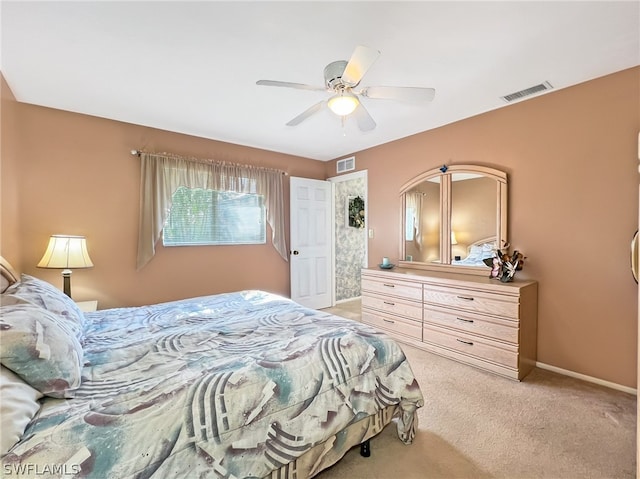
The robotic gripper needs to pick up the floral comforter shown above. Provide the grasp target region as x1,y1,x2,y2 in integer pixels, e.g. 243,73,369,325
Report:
2,290,423,478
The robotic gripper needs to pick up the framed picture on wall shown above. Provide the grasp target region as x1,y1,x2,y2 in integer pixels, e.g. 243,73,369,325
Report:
347,196,365,229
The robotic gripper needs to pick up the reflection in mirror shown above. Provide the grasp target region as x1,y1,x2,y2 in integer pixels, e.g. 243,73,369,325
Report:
450,173,497,267
404,179,440,263
399,165,507,275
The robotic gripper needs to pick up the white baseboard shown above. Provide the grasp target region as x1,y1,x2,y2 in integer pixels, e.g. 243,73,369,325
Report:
536,361,636,395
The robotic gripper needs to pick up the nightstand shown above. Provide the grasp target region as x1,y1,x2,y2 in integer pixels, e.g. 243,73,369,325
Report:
76,300,98,312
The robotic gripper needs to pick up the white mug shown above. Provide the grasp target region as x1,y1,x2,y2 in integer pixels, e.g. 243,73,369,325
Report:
382,257,390,266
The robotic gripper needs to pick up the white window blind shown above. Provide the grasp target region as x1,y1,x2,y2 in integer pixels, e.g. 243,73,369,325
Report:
163,187,266,246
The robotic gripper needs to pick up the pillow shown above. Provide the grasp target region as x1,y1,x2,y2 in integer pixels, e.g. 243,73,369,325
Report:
466,244,484,260
0,303,83,398
0,257,19,294
482,242,495,252
481,242,496,258
4,274,85,343
482,243,496,255
0,365,43,457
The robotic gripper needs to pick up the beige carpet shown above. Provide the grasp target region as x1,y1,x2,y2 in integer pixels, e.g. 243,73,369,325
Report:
319,300,637,479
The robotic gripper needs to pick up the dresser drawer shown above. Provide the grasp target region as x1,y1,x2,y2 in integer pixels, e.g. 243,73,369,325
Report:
362,295,422,321
361,277,422,301
424,306,519,344
362,309,422,341
361,267,537,381
423,286,519,318
423,324,518,369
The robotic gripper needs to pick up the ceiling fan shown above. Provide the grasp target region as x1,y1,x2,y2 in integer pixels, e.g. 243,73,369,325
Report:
256,45,436,131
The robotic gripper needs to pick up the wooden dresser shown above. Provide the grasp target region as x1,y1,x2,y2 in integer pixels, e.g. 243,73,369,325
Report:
361,267,538,380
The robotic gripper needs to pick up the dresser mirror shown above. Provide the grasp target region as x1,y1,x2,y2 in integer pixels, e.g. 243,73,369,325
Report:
399,165,507,275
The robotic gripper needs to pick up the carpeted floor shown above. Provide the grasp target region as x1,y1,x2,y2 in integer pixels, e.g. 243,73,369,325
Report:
319,299,637,479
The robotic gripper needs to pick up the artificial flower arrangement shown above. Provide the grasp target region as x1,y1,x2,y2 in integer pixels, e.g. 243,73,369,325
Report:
482,241,526,282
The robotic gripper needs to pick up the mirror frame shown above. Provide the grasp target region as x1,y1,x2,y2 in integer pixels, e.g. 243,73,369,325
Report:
398,164,508,276
631,230,638,283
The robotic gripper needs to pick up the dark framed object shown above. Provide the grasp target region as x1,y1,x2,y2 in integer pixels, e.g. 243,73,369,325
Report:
347,196,365,229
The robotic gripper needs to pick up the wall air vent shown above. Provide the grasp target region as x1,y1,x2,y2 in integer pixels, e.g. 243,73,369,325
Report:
337,156,355,174
501,81,553,103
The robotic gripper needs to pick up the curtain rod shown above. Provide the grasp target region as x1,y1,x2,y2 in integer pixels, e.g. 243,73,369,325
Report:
130,149,288,175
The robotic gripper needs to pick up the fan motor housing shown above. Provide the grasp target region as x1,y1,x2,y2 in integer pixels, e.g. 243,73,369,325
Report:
324,60,348,90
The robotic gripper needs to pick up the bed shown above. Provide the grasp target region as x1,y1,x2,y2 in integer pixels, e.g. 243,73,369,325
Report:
451,236,496,267
0,258,423,478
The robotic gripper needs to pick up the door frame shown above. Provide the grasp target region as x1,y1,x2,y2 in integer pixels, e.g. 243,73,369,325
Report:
327,170,368,304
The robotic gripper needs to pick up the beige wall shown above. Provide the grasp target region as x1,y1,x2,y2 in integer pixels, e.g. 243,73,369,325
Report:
2,67,638,388
1,84,326,308
1,76,21,265
327,67,640,388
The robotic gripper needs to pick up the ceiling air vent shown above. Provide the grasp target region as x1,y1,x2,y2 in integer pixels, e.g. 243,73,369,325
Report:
337,156,355,174
501,81,553,103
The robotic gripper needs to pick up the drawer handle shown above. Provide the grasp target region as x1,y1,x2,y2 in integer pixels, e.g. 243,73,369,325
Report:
456,317,474,323
457,295,475,301
456,339,474,346
383,301,396,306
382,283,395,288
383,318,395,324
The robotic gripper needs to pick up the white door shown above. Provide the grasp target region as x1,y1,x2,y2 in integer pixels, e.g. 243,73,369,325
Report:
290,177,333,309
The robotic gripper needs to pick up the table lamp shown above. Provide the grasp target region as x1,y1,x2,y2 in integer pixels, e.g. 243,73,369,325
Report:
37,235,94,298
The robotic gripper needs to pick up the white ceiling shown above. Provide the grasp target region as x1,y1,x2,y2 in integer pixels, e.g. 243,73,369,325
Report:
1,1,638,161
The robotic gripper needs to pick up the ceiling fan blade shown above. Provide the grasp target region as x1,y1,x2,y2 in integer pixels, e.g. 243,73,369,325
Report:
286,101,327,126
342,45,381,87
256,80,325,92
352,102,376,132
360,86,436,102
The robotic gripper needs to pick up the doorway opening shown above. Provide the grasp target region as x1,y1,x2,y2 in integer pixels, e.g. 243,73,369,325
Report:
328,170,368,304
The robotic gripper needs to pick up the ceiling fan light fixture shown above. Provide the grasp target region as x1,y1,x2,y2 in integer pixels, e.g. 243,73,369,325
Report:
328,91,359,116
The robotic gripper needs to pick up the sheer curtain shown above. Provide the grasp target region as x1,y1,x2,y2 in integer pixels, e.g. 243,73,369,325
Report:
137,152,287,270
405,192,423,250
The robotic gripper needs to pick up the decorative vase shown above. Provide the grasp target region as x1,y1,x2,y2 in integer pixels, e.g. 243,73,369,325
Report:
500,262,517,282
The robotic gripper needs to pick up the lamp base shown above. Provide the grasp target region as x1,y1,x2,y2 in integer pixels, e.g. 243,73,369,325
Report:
61,269,72,298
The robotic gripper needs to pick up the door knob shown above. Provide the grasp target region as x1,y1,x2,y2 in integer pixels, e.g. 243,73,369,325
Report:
292,250,300,255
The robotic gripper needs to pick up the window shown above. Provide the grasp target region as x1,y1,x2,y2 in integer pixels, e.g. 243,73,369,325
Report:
163,187,266,246
136,152,287,269
405,206,416,241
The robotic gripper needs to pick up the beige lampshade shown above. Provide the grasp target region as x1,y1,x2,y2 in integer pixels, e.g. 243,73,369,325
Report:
451,231,458,245
37,235,94,270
